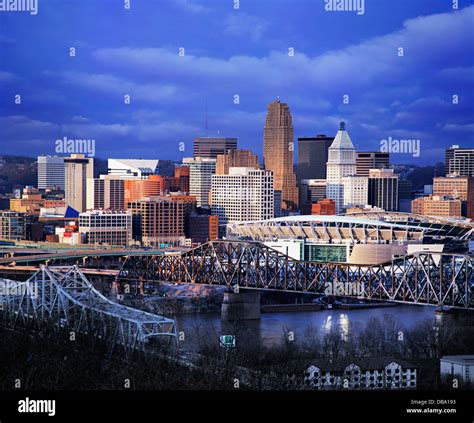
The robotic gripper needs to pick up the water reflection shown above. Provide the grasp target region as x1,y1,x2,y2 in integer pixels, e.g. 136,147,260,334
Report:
339,313,349,340
323,315,332,332
176,305,440,351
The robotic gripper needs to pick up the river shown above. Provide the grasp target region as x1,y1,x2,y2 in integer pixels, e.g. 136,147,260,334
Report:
175,304,443,350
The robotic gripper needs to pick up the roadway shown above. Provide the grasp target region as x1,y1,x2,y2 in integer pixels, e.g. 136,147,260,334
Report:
0,265,120,277
0,247,187,265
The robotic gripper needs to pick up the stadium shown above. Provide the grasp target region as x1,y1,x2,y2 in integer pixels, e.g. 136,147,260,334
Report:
226,212,474,265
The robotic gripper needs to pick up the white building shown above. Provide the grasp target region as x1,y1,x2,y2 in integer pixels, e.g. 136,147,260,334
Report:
86,175,125,211
326,122,357,214
108,159,159,179
55,227,84,245
264,239,304,260
211,167,274,224
37,156,65,190
65,154,94,213
305,358,417,390
183,157,216,208
440,356,474,384
79,210,132,246
342,175,368,209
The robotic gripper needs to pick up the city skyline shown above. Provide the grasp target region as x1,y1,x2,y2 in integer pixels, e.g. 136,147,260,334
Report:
0,1,473,164
0,1,473,410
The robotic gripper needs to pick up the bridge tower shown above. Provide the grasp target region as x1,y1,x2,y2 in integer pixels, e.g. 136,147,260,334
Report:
221,291,261,321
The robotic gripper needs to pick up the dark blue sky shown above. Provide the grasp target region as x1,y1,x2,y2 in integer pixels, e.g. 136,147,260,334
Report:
0,0,473,164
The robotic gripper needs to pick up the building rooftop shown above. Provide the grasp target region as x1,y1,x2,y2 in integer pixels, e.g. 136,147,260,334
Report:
309,357,417,372
441,355,474,364
329,121,355,150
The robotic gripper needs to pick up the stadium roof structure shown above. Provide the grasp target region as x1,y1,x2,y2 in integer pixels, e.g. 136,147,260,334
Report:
226,213,473,244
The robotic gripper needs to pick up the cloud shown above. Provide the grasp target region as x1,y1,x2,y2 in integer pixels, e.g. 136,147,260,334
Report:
223,12,269,41
90,6,474,95
61,71,185,103
0,70,16,81
171,0,209,14
0,4,472,164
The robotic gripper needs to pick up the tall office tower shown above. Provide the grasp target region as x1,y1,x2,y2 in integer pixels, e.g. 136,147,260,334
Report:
37,156,65,190
326,122,357,214
211,167,274,224
368,169,399,212
433,176,474,219
193,137,237,159
342,176,369,209
64,154,94,212
263,99,299,210
297,135,334,180
183,157,216,208
124,175,165,204
108,159,159,179
356,152,390,177
86,175,125,211
128,197,186,246
216,149,259,175
445,145,474,177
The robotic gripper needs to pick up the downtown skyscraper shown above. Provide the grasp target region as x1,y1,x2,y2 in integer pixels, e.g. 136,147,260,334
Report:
263,99,298,210
326,122,357,214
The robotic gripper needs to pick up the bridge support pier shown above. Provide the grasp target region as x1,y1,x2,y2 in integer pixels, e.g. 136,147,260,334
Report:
221,291,261,321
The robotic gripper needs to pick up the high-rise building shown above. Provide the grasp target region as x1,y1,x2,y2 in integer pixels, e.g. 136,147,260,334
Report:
86,175,125,211
64,154,94,212
216,149,259,175
297,135,334,180
398,179,413,200
356,152,390,177
128,196,187,246
183,157,216,208
445,145,474,177
108,159,159,179
326,122,357,214
368,169,399,212
211,167,274,224
433,176,474,219
274,191,282,218
37,156,65,190
342,176,368,209
398,179,413,213
263,99,298,210
79,210,132,246
124,175,165,204
411,195,462,218
299,179,327,214
193,137,237,159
